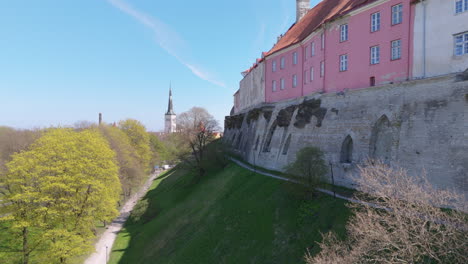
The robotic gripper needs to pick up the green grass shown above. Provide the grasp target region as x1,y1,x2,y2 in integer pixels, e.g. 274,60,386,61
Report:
109,162,351,264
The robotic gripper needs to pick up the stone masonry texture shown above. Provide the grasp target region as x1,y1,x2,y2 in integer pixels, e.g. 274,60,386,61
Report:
224,75,468,197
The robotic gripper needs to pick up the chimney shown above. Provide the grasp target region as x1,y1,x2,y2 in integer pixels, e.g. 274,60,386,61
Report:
99,113,102,125
296,0,310,22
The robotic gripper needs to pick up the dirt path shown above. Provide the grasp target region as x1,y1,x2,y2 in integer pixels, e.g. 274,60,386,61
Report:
84,171,161,264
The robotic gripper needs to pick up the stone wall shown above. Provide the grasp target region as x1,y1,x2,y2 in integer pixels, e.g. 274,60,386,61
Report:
235,62,265,114
224,75,468,196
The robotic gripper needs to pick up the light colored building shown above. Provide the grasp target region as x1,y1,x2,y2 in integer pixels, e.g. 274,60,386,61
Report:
164,87,176,133
265,0,413,103
412,0,468,78
233,60,265,114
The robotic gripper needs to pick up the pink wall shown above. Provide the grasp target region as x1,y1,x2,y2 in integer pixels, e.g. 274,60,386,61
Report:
265,0,413,103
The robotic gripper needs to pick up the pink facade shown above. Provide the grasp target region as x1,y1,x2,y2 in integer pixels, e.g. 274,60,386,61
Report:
265,0,414,103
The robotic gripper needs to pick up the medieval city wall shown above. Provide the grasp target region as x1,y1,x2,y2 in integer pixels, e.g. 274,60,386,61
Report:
225,74,468,196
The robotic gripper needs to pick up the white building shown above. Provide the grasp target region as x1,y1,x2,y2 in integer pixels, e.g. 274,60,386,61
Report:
233,60,265,114
412,0,468,78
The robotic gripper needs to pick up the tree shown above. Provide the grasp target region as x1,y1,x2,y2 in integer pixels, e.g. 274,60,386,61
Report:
100,125,145,200
307,161,468,264
0,128,121,263
119,119,152,172
284,146,327,190
177,107,220,179
0,127,40,174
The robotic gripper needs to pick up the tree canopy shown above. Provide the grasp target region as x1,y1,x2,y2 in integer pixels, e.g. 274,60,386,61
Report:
0,128,121,263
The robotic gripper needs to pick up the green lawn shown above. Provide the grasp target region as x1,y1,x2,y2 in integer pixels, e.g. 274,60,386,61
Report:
109,163,351,264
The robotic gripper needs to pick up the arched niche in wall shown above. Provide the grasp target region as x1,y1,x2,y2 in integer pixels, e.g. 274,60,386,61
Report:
236,132,243,150
340,135,353,163
282,134,292,155
254,136,260,151
262,120,278,153
369,115,393,162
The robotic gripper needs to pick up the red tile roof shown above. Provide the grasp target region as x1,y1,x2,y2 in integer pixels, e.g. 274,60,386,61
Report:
266,0,375,56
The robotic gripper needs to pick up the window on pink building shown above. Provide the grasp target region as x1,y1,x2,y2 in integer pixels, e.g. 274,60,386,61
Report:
321,33,325,49
292,74,297,88
272,80,277,92
371,12,381,32
370,46,380,65
293,52,298,65
320,61,325,77
304,70,307,84
310,67,314,81
391,4,403,25
272,61,277,72
340,24,348,42
391,40,402,60
280,57,285,69
340,54,348,71
311,42,315,56
304,46,308,60
280,78,285,90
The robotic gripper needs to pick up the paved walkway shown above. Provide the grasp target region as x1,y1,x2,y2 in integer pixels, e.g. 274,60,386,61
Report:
230,158,387,210
84,171,160,264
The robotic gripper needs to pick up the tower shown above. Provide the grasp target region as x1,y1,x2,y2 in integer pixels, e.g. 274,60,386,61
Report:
164,86,176,133
296,0,310,22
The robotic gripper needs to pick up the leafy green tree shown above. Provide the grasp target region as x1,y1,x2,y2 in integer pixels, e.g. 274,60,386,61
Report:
284,146,327,190
119,119,152,172
100,125,145,199
0,128,121,263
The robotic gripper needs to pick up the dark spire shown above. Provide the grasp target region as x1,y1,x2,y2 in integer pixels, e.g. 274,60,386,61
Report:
166,84,175,115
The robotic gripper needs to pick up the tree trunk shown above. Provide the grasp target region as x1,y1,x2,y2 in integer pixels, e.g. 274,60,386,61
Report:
22,227,29,264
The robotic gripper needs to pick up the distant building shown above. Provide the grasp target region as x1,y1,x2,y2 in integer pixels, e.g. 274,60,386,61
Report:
164,87,177,133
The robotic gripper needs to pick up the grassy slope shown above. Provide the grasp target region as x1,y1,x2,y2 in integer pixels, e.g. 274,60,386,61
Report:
110,163,351,264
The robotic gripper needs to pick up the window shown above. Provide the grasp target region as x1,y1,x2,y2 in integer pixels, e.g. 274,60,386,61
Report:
304,46,308,60
454,32,468,56
340,24,348,42
310,67,314,81
370,46,380,64
280,78,285,90
280,57,285,69
320,61,325,77
455,0,468,13
340,54,348,71
391,39,401,60
272,61,277,72
392,4,403,25
370,76,376,86
371,12,381,32
292,74,297,87
272,80,277,92
321,33,325,49
304,70,307,84
311,42,315,56
293,52,298,65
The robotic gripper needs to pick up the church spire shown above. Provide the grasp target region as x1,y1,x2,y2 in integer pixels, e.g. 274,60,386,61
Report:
166,84,175,115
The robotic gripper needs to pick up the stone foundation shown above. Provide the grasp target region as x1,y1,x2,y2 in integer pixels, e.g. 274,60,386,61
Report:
224,75,468,196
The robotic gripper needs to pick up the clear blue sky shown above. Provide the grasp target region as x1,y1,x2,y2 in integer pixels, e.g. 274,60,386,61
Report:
0,0,320,131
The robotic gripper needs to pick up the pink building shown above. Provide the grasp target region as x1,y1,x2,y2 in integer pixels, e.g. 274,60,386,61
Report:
265,0,414,103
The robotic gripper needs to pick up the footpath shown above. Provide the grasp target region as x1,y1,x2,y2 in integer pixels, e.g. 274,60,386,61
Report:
230,158,387,210
84,171,160,264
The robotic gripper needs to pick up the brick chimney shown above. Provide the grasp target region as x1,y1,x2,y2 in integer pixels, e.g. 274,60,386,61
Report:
296,0,310,22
